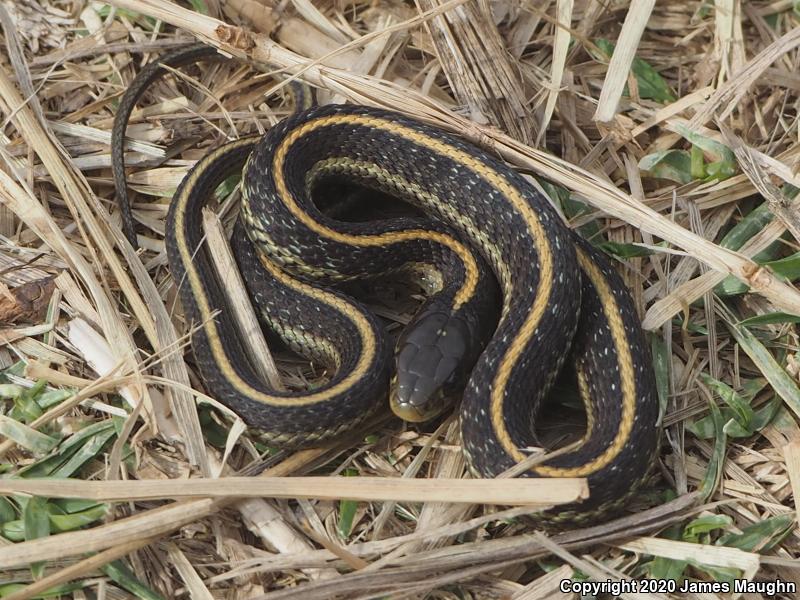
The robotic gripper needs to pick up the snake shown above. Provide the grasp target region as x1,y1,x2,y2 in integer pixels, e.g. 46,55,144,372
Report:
112,43,660,519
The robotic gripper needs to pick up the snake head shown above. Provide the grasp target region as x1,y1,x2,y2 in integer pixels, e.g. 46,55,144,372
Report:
390,309,477,423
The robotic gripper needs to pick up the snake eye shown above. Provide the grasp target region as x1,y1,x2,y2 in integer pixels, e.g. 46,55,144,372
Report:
390,309,473,422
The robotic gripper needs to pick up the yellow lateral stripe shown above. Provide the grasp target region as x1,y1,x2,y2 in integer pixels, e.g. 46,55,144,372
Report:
268,113,554,465
173,139,379,407
533,248,637,477
576,368,594,444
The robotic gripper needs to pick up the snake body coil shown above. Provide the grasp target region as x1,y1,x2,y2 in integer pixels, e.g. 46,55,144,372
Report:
114,45,660,519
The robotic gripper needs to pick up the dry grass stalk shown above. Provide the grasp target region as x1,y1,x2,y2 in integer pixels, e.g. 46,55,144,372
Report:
620,536,760,580
203,209,283,389
721,125,800,241
784,441,800,528
416,0,532,142
537,0,572,145
164,542,216,600
689,24,800,127
593,0,656,123
0,475,587,506
714,0,746,82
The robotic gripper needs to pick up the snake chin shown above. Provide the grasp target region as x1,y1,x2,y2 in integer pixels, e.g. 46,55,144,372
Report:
389,374,455,423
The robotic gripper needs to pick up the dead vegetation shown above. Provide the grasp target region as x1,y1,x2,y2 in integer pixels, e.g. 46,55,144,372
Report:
0,0,800,598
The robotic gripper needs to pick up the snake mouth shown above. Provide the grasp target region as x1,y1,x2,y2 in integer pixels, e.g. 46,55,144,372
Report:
390,400,440,423
389,378,454,423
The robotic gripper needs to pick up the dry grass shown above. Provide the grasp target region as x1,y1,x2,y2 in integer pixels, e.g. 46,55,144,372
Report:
1,0,800,598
